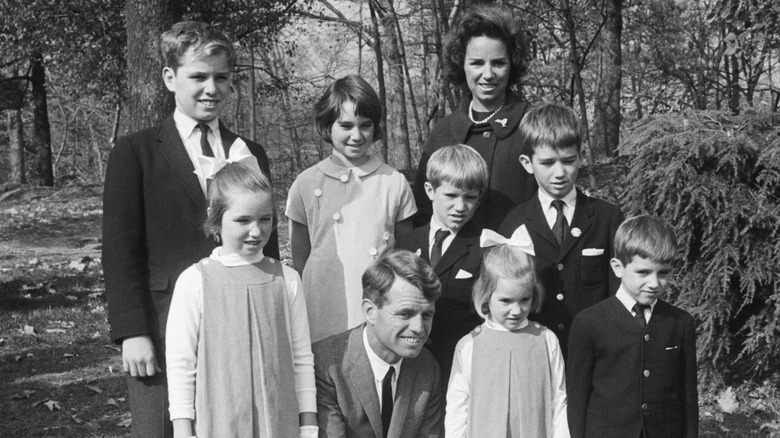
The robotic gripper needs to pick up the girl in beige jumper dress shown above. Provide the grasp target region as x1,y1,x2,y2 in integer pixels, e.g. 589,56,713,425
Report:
445,228,569,438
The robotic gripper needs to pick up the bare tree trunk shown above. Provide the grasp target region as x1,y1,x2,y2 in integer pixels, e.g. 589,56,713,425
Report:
387,0,423,165
31,52,53,186
376,0,411,171
249,47,257,142
124,0,182,133
591,0,622,158
561,0,597,189
8,109,25,185
368,0,389,162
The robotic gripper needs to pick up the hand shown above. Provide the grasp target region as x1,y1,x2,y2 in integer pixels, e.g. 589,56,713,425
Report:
121,335,161,377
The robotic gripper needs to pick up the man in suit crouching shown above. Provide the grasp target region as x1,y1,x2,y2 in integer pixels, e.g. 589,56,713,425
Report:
313,249,443,438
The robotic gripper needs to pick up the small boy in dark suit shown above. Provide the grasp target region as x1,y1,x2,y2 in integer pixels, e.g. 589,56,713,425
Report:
498,102,623,351
567,215,698,438
102,21,277,438
396,144,488,381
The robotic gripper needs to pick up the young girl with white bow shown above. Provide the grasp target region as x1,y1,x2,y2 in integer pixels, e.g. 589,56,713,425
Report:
166,154,317,438
445,227,569,438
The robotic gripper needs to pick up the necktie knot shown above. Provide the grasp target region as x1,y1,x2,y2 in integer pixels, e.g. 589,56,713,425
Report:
551,200,569,246
633,303,649,329
430,228,450,268
197,123,214,158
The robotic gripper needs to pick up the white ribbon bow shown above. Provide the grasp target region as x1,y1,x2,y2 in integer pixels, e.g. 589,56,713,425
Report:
480,226,535,256
198,138,261,180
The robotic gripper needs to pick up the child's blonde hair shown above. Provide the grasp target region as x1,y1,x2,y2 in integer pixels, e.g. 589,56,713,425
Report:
160,21,236,71
614,215,679,265
203,162,274,239
472,245,544,318
426,144,489,194
518,102,582,157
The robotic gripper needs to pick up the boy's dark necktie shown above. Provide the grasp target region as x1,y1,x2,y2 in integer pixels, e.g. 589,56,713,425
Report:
551,200,569,246
430,228,450,268
197,123,214,157
381,366,395,437
633,303,649,330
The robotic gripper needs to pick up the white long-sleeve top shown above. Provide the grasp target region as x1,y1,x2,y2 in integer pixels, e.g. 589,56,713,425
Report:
166,247,317,420
445,317,570,438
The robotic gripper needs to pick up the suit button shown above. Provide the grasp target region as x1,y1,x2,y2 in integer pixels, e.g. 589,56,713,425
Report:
557,263,564,271
482,131,491,138
643,369,650,377
641,403,648,411
556,294,564,301
314,188,322,197
557,323,565,330
644,334,650,341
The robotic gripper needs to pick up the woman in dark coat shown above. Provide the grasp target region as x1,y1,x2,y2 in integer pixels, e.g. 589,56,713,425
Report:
413,4,537,230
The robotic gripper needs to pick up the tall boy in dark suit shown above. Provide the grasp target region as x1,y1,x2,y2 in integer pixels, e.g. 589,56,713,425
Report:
102,21,277,438
396,144,488,381
567,215,698,438
498,102,623,351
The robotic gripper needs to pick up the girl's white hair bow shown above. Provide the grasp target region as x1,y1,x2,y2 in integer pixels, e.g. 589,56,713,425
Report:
479,226,535,256
198,138,261,180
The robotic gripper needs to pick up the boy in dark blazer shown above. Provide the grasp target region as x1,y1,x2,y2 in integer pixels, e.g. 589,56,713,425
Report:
498,103,623,351
567,215,698,438
396,144,488,382
102,21,277,438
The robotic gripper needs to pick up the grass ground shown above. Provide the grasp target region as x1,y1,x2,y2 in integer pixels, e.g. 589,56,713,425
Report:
0,168,777,437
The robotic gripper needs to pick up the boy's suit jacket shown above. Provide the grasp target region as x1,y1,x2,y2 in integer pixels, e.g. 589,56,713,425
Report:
395,221,483,379
567,297,698,438
102,115,278,343
313,324,443,438
498,189,623,349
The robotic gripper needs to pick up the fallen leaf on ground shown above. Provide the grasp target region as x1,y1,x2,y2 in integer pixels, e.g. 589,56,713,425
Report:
71,415,83,424
117,413,132,428
21,325,37,336
63,353,76,358
45,328,66,334
10,390,35,400
106,398,119,407
44,399,62,411
85,384,103,394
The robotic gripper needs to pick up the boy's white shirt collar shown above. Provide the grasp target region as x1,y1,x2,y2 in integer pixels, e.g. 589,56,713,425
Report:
362,326,401,407
615,285,657,320
428,215,459,256
174,109,222,154
538,187,577,228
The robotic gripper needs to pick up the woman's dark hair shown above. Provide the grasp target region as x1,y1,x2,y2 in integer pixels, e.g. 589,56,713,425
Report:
313,75,383,144
444,4,529,90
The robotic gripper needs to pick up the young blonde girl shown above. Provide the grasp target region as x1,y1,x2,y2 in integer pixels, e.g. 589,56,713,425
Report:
166,156,317,438
286,75,417,342
446,227,569,438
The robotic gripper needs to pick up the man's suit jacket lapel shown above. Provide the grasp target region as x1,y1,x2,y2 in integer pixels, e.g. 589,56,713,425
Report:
156,116,205,209
435,221,479,276
406,225,431,263
523,197,559,253
346,327,384,437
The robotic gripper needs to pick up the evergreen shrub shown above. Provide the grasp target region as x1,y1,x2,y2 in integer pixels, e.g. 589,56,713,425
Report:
619,110,780,386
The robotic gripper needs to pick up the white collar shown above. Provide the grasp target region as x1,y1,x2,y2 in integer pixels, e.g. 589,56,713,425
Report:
174,108,219,140
428,216,458,239
209,246,265,267
362,325,402,382
484,315,529,331
615,286,657,314
537,187,577,214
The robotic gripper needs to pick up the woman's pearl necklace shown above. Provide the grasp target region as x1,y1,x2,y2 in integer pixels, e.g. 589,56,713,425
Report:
469,100,505,124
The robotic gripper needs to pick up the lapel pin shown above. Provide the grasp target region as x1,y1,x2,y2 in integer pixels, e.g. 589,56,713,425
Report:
415,249,422,256
495,118,508,128
571,227,582,237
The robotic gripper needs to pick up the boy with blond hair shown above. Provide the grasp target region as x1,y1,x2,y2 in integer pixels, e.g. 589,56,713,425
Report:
567,215,698,438
103,21,277,437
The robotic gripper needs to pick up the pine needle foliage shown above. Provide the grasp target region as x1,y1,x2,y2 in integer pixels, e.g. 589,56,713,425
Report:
619,110,780,385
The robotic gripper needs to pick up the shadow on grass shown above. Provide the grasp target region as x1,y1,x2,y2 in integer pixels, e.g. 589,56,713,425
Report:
0,270,103,312
1,341,130,437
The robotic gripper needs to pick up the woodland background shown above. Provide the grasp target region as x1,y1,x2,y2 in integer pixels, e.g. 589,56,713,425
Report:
0,0,779,435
